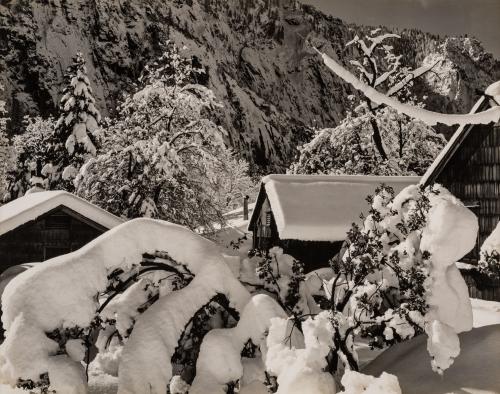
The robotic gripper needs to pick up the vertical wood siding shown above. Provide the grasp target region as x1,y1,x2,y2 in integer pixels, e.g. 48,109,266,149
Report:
437,122,500,300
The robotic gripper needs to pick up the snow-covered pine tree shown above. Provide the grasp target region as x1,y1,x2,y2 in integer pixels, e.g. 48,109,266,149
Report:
291,32,446,176
4,53,101,198
47,52,101,191
76,42,253,233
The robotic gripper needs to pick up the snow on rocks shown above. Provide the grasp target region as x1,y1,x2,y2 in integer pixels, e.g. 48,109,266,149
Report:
189,294,286,394
0,218,249,394
318,49,500,126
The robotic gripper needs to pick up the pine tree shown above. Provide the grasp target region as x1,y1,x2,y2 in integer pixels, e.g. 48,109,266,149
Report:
48,52,101,190
4,53,101,199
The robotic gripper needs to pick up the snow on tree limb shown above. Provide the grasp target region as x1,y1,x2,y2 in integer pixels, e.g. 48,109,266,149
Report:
346,33,400,58
385,61,441,97
316,49,500,126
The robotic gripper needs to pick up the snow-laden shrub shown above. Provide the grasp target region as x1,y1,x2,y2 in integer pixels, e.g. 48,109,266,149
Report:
478,221,500,279
263,183,477,388
189,294,286,394
242,247,313,316
0,219,255,394
265,311,335,394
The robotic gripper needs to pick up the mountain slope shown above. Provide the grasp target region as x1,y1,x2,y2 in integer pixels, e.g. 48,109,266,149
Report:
1,0,499,171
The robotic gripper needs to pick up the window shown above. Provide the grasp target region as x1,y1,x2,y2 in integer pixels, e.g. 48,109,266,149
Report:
265,212,272,226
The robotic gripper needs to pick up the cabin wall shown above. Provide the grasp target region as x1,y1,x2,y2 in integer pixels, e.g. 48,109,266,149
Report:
0,209,104,273
279,239,342,272
437,122,500,263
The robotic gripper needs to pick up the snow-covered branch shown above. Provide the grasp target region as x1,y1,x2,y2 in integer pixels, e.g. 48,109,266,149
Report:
316,48,500,126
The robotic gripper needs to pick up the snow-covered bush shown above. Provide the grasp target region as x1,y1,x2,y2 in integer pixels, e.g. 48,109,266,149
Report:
478,222,500,279
262,183,477,390
76,43,253,233
265,311,335,394
0,219,253,393
242,247,313,316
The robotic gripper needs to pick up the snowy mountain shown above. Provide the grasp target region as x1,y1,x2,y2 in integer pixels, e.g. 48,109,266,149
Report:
1,0,499,171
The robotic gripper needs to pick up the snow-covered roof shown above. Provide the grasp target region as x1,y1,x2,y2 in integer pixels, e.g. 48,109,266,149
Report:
249,174,419,242
0,191,124,236
420,95,495,186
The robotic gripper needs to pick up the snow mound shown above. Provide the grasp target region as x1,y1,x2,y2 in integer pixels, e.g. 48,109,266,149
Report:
363,325,500,394
339,371,401,394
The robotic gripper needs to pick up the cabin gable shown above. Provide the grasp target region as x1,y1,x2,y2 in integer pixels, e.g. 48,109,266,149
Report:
0,205,108,272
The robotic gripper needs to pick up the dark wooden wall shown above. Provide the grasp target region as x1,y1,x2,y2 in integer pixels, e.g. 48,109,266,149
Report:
437,122,500,263
0,207,106,273
279,239,342,272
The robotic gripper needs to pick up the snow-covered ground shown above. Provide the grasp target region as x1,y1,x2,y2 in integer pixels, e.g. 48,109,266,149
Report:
362,298,500,394
1,297,498,394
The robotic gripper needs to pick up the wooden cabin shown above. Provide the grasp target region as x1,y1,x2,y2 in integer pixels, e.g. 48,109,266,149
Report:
0,191,123,273
421,94,500,299
248,175,419,272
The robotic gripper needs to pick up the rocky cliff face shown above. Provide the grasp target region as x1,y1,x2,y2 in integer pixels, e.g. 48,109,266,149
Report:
1,0,499,171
